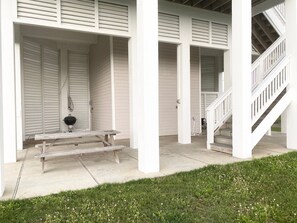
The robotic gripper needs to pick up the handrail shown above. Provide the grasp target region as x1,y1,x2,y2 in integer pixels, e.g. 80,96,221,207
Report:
251,56,290,125
275,3,285,21
251,35,286,89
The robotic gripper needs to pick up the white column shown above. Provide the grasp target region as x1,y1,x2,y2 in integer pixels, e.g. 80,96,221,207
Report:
281,112,287,134
15,25,23,150
128,2,138,149
286,0,297,150
1,0,17,163
177,16,191,144
137,0,159,173
232,0,252,158
0,0,5,197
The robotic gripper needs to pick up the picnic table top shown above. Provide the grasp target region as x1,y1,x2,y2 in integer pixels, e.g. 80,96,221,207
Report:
35,130,120,140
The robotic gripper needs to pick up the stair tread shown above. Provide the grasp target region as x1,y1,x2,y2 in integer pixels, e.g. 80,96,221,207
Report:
211,143,233,155
215,135,232,139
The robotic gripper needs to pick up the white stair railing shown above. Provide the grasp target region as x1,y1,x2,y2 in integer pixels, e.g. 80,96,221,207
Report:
251,57,290,125
275,3,285,20
252,35,286,89
206,34,287,150
206,88,232,149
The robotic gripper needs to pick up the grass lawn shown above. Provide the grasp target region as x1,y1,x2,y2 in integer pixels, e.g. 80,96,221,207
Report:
1,152,297,223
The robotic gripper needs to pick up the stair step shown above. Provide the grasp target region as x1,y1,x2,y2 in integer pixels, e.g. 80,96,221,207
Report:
214,135,232,145
211,143,232,155
219,128,232,136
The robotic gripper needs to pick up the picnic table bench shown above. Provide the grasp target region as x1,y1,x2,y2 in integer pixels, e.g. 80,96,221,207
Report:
34,130,125,173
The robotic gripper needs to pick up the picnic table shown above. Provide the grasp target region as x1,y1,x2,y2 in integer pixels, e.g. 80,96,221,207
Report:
34,130,125,173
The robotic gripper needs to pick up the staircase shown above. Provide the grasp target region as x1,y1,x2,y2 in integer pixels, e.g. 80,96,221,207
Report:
206,4,291,155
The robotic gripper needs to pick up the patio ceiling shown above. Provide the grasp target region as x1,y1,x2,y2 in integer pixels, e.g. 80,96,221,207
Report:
165,0,267,14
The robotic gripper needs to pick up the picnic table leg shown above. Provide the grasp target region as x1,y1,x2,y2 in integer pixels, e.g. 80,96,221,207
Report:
110,134,120,164
104,135,109,147
41,141,46,173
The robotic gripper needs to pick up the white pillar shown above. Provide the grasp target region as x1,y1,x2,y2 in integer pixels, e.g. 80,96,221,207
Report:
137,0,159,173
1,0,17,163
0,0,5,197
177,17,191,144
128,2,138,149
286,0,297,150
232,0,252,158
281,112,287,134
15,25,23,150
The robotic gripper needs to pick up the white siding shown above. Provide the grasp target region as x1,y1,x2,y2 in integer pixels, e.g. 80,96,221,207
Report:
190,47,201,134
90,36,112,131
23,38,60,137
113,37,130,139
68,52,90,130
159,43,177,136
201,56,218,92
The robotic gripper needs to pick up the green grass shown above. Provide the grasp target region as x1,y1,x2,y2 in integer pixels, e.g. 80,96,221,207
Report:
1,152,297,223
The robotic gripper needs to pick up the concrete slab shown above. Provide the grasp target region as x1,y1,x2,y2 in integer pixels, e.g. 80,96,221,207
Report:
0,133,293,200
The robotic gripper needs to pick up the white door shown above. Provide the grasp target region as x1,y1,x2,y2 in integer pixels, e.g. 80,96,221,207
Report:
68,52,90,130
159,43,178,136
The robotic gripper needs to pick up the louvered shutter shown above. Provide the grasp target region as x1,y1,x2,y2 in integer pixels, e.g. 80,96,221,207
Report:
201,56,218,92
61,0,95,27
68,52,90,130
17,0,58,22
23,38,60,137
98,1,129,32
211,23,228,46
159,12,180,40
42,47,60,133
192,19,210,44
23,39,43,136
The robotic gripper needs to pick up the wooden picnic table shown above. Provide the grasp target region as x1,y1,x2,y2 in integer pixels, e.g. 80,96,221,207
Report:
34,130,125,173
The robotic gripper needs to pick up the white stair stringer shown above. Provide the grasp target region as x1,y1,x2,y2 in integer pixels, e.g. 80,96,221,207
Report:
251,89,292,149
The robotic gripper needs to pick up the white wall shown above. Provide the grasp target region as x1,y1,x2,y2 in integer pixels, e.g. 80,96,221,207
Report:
159,43,178,136
113,37,130,139
0,0,4,196
190,46,201,135
90,36,112,131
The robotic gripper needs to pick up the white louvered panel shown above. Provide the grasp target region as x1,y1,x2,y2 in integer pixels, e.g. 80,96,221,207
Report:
98,1,129,33
159,43,178,136
159,12,180,40
69,52,90,130
17,0,57,22
23,39,43,136
42,47,60,133
190,47,201,134
192,19,210,44
113,38,130,139
201,56,218,92
61,0,95,27
211,22,228,46
90,37,112,131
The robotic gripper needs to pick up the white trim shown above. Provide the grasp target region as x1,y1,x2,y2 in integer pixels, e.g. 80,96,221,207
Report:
110,37,116,130
14,25,23,150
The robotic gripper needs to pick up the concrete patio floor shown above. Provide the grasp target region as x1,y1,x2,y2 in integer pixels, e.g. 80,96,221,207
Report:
1,133,293,200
